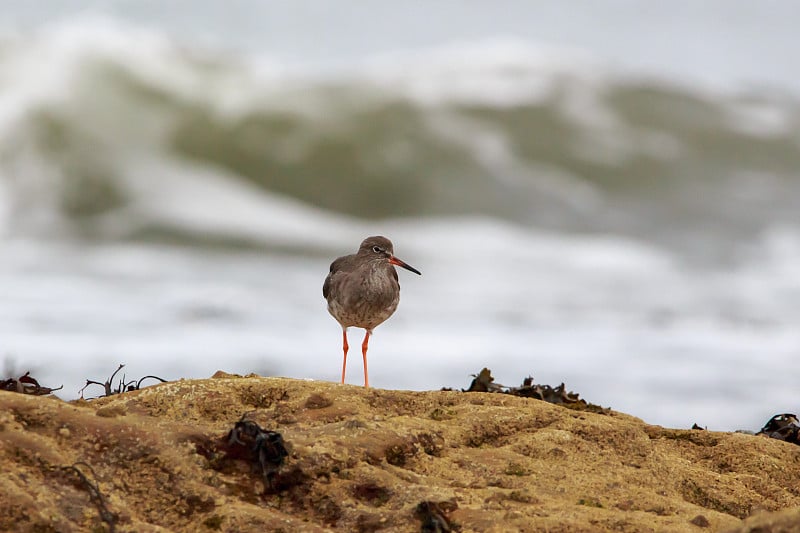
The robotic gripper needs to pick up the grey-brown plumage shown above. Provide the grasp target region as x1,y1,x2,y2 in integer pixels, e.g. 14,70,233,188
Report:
323,236,421,387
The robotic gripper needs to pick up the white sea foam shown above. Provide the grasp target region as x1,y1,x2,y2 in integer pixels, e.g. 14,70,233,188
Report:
4,218,798,429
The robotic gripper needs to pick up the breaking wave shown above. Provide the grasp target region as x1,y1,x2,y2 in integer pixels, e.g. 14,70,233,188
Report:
1,17,798,257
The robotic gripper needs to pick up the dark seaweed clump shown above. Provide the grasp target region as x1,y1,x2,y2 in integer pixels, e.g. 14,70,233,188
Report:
452,368,607,413
757,413,800,445
1,371,62,395
79,364,167,398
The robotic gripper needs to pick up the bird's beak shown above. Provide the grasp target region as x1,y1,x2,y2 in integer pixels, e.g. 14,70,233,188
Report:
389,256,421,275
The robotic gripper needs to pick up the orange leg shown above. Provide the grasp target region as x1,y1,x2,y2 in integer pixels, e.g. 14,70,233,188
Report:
361,330,372,388
340,329,349,384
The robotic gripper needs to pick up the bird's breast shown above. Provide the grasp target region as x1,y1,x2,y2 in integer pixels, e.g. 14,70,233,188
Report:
327,265,400,329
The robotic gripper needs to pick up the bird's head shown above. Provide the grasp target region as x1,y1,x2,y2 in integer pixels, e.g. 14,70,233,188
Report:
358,236,421,275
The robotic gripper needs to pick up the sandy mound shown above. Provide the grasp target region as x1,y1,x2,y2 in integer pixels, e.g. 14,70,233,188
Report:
1,373,798,532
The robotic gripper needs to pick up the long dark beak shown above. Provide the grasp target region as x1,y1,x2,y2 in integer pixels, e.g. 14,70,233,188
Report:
389,255,421,275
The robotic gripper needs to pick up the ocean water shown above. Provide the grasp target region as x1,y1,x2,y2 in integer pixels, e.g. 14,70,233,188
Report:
1,2,798,431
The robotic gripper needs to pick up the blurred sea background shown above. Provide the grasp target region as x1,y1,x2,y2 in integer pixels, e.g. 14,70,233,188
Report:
1,1,798,430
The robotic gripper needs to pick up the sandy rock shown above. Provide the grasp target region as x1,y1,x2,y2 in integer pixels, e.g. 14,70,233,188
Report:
1,375,798,532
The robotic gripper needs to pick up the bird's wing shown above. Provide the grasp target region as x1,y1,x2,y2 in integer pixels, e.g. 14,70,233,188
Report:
323,257,348,299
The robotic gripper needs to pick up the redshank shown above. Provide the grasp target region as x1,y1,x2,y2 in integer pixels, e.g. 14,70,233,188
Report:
323,236,421,387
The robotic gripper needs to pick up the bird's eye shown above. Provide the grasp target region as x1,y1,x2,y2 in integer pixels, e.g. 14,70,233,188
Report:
372,246,382,253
